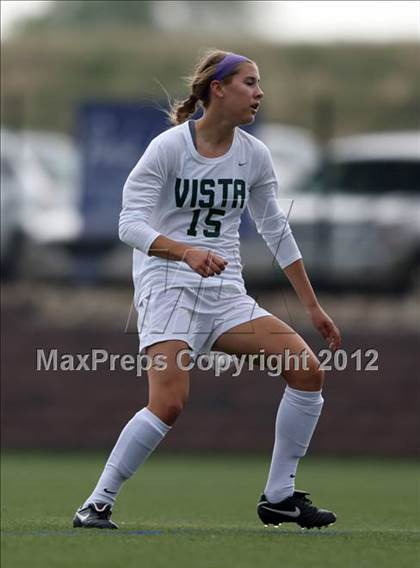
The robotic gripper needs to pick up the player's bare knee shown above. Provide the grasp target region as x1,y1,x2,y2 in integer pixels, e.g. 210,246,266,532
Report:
163,403,184,425
309,365,325,389
158,397,187,425
285,361,324,391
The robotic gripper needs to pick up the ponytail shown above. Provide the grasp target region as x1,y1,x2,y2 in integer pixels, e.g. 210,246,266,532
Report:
168,93,198,125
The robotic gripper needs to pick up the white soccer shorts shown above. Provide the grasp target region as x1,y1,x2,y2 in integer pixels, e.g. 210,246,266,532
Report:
137,285,271,358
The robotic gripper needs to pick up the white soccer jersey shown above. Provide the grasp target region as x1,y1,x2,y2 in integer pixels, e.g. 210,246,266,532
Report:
119,121,302,302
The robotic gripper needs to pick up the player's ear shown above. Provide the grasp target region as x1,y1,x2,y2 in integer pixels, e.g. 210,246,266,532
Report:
209,80,224,99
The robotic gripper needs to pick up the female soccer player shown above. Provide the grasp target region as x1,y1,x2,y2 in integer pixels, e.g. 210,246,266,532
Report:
73,50,341,530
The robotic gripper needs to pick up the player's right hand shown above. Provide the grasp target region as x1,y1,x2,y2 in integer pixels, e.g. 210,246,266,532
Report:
183,248,228,278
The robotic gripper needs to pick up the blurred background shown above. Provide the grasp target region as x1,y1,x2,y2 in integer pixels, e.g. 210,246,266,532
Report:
1,1,419,456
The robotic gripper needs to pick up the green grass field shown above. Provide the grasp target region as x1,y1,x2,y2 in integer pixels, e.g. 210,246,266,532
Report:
1,453,419,568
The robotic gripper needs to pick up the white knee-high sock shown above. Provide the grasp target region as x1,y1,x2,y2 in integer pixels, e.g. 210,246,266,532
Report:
264,386,324,503
83,407,171,508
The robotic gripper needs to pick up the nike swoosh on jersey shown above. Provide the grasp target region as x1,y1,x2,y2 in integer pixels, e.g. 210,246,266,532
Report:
238,162,247,166
260,505,301,518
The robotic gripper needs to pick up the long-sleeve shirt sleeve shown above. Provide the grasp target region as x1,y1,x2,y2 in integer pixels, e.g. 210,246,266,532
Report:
247,144,302,269
118,138,164,254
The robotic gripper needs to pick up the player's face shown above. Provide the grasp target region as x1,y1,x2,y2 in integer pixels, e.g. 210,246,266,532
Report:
223,62,264,125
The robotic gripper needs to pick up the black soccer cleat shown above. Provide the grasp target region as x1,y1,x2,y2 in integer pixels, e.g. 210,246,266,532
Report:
73,502,119,529
257,490,337,529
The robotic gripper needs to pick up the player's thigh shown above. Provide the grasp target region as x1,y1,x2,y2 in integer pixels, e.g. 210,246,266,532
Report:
212,315,321,384
145,340,191,405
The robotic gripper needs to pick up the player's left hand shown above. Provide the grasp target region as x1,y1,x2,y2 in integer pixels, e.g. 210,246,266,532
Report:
309,305,341,351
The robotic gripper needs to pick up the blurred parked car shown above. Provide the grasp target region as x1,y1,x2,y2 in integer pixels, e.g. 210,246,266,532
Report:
289,131,420,290
1,128,83,279
258,123,320,193
18,130,82,244
1,130,24,278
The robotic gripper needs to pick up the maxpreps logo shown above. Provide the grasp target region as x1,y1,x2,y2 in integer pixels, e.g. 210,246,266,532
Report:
35,349,166,376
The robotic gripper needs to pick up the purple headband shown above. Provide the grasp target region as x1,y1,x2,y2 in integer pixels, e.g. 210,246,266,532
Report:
213,53,249,81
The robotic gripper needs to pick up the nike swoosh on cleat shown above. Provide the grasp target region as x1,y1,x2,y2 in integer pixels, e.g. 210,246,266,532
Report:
261,506,301,518
93,504,109,512
76,512,90,522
